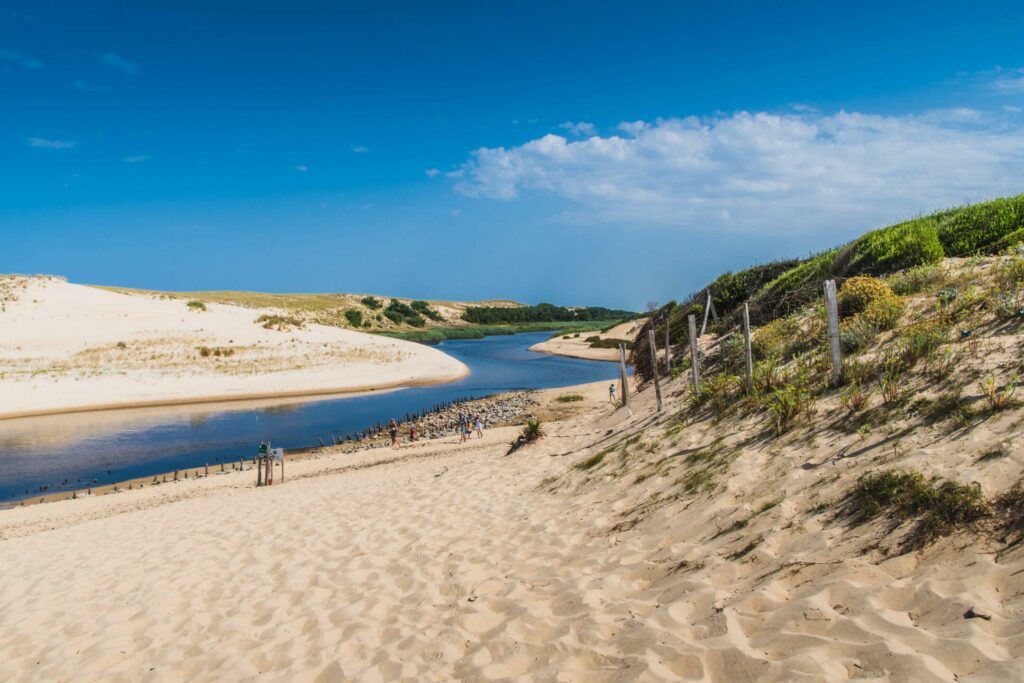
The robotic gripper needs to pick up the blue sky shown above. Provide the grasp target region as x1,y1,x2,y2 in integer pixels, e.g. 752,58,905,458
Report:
2,1,1024,309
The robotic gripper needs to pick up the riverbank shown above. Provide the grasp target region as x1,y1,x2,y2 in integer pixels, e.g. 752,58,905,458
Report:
0,276,467,419
3,367,1024,679
528,317,645,361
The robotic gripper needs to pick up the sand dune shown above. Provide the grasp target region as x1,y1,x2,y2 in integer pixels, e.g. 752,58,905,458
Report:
530,318,645,362
3,375,1024,680
0,276,466,419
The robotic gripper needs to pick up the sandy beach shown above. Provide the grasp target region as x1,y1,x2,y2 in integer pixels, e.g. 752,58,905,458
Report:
3,369,1023,681
529,319,645,362
0,276,467,419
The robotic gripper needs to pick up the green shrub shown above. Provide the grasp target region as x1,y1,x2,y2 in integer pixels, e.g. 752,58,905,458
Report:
938,194,1024,256
860,294,904,330
410,300,444,321
898,320,946,365
834,217,944,277
845,469,986,546
255,314,303,330
344,309,363,327
838,276,893,317
764,382,815,434
748,250,837,322
360,296,382,309
187,300,207,312
589,338,631,349
556,394,584,403
840,316,878,353
887,263,946,296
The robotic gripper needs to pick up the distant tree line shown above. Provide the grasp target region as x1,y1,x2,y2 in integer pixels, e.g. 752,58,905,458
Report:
461,303,635,325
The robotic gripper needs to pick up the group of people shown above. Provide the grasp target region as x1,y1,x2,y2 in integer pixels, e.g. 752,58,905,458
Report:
386,412,484,447
458,412,484,442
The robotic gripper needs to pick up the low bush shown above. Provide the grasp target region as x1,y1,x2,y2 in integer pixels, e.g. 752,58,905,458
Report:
838,276,893,317
410,300,444,321
764,382,815,434
981,373,1019,411
360,296,382,309
187,300,207,312
886,263,947,296
898,320,945,365
507,419,543,455
556,394,584,403
344,309,363,327
845,469,986,547
256,314,303,330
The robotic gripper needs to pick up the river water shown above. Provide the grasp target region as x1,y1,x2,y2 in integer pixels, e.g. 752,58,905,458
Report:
0,332,622,503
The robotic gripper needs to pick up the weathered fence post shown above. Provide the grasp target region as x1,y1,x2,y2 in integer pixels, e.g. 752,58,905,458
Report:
742,302,754,393
688,314,701,393
664,315,671,373
824,279,843,384
618,343,631,412
257,456,263,487
647,328,663,412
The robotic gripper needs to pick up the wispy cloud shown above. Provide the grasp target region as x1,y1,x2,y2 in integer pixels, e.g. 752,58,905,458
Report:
0,48,41,69
293,164,309,172
124,155,148,163
559,121,596,137
100,52,139,75
425,168,440,177
28,137,76,150
351,145,369,153
983,67,1024,95
456,109,1024,235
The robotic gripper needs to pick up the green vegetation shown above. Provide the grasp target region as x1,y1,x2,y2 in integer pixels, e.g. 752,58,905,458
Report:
383,320,620,343
255,314,304,330
197,345,234,358
463,302,635,325
410,300,444,321
186,300,206,312
937,195,1024,255
556,394,584,403
588,337,631,349
344,309,363,327
575,451,606,470
360,296,382,309
508,419,544,455
844,469,986,547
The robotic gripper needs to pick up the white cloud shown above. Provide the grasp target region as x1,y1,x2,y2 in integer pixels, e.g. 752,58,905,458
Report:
351,145,369,153
124,155,148,163
990,68,1024,95
1005,105,1023,114
450,209,462,217
0,48,41,69
28,137,76,149
100,52,139,75
559,121,596,137
425,167,440,177
293,164,309,172
455,109,1024,235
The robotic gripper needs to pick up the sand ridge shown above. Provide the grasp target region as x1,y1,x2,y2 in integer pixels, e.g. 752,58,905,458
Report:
0,276,467,419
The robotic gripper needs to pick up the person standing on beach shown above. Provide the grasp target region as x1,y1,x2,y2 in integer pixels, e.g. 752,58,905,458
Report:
609,383,617,404
389,418,399,447
409,424,417,442
474,415,484,438
459,412,468,442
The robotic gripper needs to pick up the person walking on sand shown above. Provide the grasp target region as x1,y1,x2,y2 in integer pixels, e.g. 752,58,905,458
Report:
609,383,617,404
459,412,468,442
409,424,417,442
389,418,399,447
474,415,484,439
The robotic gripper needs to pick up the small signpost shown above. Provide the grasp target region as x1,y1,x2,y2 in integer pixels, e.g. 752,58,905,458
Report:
256,442,285,486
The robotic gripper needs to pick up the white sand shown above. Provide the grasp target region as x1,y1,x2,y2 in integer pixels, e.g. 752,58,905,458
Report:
0,276,467,419
530,318,646,361
2,377,1022,681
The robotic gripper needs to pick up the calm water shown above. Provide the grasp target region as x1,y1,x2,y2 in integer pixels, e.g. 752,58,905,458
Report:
0,332,621,502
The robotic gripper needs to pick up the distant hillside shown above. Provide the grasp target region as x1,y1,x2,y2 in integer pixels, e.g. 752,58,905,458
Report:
97,286,634,343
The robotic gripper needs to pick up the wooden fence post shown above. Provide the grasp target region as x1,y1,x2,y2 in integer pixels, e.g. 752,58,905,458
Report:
824,279,843,384
257,456,263,487
664,316,671,373
742,302,754,393
688,314,701,393
281,450,285,483
647,328,663,412
618,343,631,412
